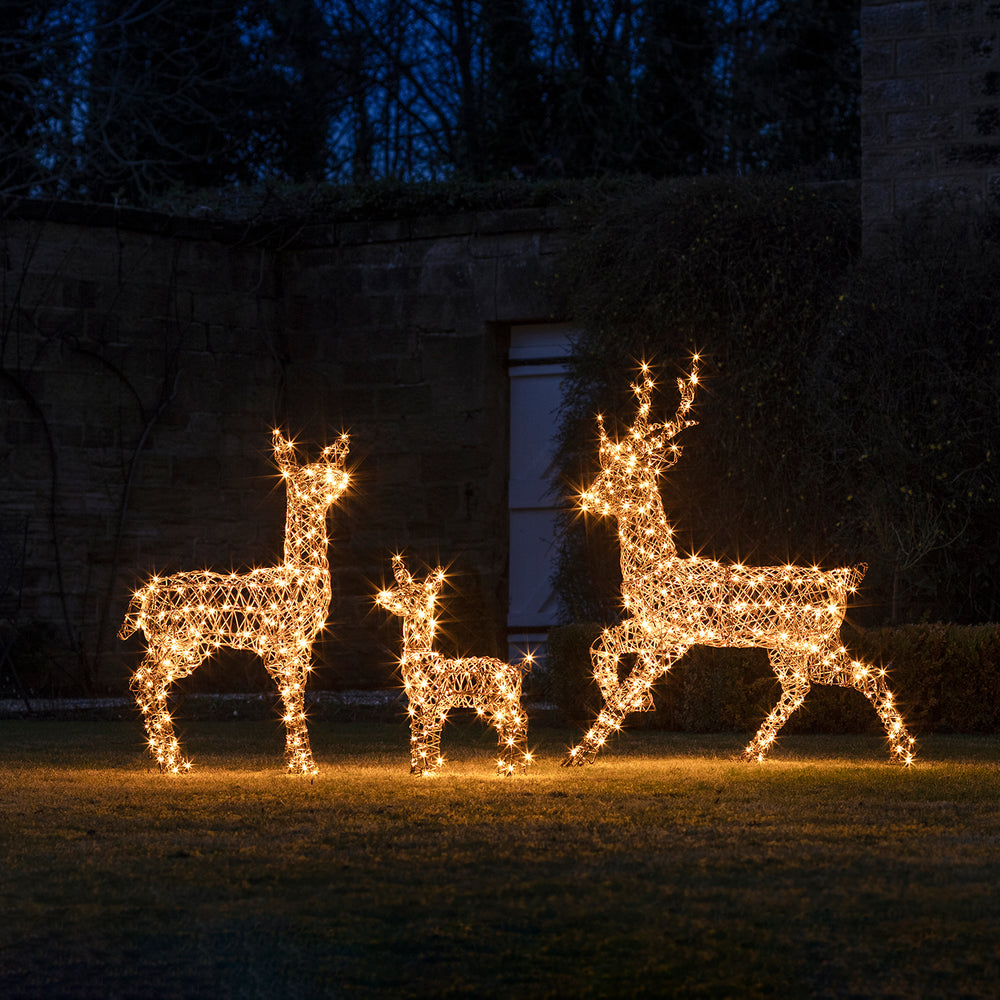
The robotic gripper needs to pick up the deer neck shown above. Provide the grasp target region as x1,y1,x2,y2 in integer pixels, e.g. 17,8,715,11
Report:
401,617,436,661
614,487,677,581
282,496,331,575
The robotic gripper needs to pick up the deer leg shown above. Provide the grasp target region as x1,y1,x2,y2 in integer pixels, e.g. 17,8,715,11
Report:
591,621,659,712
410,700,447,775
564,645,681,766
827,646,916,764
592,623,635,703
270,655,317,775
491,682,529,776
130,645,195,773
741,650,811,762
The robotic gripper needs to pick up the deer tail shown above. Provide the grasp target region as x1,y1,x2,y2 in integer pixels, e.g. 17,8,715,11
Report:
118,592,142,640
832,563,867,602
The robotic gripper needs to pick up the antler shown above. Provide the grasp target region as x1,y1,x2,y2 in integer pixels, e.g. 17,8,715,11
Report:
648,356,698,432
628,363,656,439
621,358,700,465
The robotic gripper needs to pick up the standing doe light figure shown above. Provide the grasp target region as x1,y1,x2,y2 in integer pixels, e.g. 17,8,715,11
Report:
120,428,350,774
564,358,916,767
377,554,533,776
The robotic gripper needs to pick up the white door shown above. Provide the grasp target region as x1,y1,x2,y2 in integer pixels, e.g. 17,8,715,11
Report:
507,323,574,662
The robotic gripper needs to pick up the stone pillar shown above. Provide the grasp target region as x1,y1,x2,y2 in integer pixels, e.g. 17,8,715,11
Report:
862,0,1000,243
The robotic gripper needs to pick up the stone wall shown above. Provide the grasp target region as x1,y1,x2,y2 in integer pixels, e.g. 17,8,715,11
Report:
862,0,1000,241
0,201,567,694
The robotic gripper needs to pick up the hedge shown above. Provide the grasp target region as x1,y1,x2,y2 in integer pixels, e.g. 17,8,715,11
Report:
544,622,1000,735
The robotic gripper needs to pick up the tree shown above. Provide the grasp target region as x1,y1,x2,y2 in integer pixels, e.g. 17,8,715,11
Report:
0,1,80,196
541,0,639,176
248,0,343,183
482,0,544,176
634,0,717,175
83,0,269,200
741,0,860,177
0,0,868,200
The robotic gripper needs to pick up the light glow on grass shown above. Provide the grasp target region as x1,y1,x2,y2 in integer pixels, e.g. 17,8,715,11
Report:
0,723,997,999
568,358,916,768
119,429,350,775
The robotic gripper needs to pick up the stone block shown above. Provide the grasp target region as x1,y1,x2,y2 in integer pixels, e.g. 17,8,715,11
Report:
887,108,962,142
409,291,467,330
940,141,1000,166
59,277,101,310
862,40,898,81
52,422,83,448
897,35,962,74
863,111,884,150
975,69,1000,95
862,1,929,39
82,423,119,450
474,207,555,235
964,32,1000,68
969,104,1000,135
469,230,541,261
408,214,478,240
417,239,475,295
864,145,936,178
472,256,554,323
864,77,929,110
374,382,434,422
931,0,977,31
928,71,973,103
364,261,420,295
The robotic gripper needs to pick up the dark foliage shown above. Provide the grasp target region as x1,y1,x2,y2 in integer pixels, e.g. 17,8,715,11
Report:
552,176,999,627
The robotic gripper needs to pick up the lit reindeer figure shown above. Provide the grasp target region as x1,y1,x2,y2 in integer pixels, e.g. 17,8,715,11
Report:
377,554,533,776
564,359,915,767
120,428,350,774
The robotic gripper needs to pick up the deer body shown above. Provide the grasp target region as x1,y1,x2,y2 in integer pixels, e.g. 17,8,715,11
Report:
377,554,532,775
120,429,350,774
566,361,915,766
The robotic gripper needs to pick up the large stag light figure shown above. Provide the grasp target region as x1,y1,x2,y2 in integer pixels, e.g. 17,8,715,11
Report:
377,554,533,776
564,359,915,767
120,429,350,774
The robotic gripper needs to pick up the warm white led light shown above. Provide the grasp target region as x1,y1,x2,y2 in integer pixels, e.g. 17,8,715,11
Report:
565,359,916,767
120,429,350,774
377,554,533,776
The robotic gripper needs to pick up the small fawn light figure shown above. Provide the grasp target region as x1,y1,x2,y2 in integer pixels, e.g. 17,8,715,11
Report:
564,358,916,767
376,553,533,776
119,428,350,774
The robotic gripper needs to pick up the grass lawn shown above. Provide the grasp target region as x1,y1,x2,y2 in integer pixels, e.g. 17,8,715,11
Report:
1,716,999,998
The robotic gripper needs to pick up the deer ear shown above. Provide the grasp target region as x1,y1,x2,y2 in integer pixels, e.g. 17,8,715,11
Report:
272,428,297,473
322,432,350,466
392,555,410,585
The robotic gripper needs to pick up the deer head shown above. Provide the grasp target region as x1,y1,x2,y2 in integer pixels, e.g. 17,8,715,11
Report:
273,428,351,508
376,554,446,652
579,359,699,519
